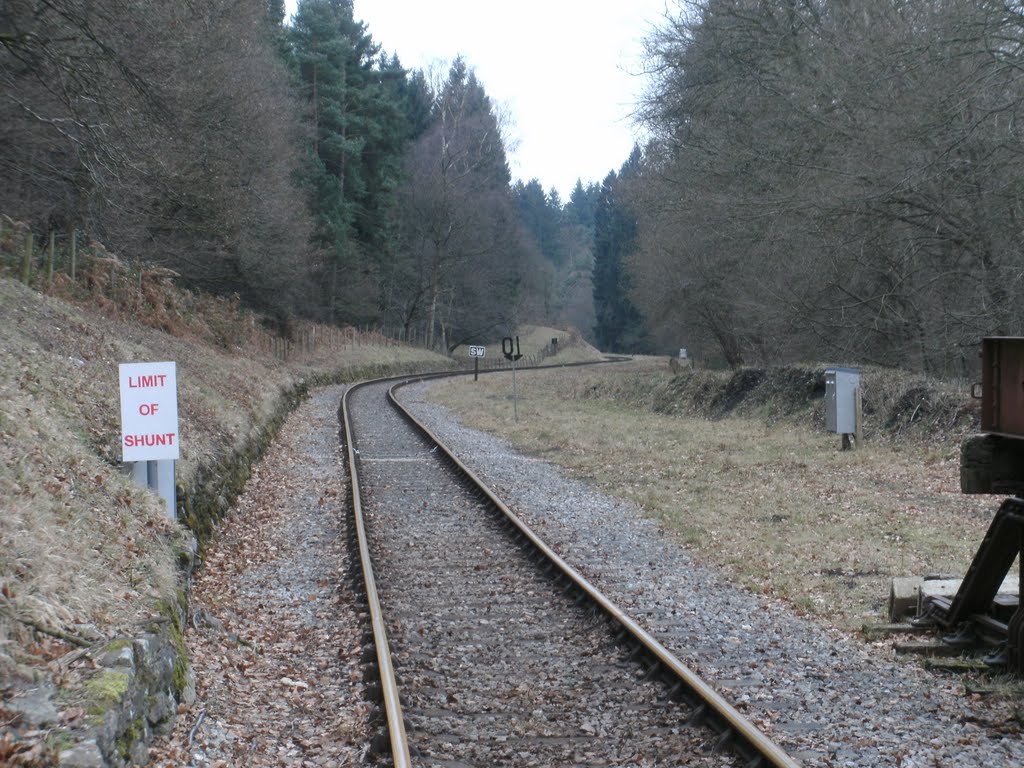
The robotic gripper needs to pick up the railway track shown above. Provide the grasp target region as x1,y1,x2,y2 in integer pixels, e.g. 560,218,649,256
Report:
342,375,800,767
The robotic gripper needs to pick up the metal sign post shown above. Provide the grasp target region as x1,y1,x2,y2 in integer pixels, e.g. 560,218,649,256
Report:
469,345,486,381
502,336,523,422
119,361,180,518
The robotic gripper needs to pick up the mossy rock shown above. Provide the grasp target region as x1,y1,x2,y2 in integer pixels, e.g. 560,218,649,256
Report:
84,670,131,713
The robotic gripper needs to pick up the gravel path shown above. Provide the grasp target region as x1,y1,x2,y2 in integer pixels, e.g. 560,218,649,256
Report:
400,381,1024,768
149,385,370,767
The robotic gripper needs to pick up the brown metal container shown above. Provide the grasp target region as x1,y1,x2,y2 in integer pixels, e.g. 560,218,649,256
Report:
981,337,1024,437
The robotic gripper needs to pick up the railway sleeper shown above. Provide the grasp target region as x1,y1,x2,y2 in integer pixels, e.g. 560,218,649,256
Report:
367,729,391,760
364,681,383,703
687,702,709,726
624,642,645,663
363,662,400,686
712,724,736,754
666,679,687,702
588,604,610,624
367,703,411,735
641,659,662,681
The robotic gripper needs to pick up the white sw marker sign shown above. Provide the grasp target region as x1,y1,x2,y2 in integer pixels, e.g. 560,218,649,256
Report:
119,361,180,462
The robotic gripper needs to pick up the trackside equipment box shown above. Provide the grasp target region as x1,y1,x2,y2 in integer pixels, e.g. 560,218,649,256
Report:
825,367,860,434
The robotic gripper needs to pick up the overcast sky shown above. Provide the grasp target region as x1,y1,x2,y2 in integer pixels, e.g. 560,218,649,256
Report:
284,0,672,198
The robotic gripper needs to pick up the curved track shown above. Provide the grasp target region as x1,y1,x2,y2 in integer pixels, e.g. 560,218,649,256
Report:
342,374,800,767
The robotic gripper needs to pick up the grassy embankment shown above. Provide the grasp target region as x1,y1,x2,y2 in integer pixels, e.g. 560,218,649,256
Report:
425,358,999,632
0,266,449,742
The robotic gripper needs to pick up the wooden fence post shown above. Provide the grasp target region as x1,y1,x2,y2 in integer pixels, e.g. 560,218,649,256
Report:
20,231,33,283
47,231,55,282
68,226,77,280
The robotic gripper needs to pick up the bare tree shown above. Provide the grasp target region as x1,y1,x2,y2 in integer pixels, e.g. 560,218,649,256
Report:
390,59,541,350
1,0,317,319
630,0,1024,374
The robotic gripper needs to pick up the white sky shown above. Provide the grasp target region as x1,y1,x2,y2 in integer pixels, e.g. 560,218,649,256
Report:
285,0,673,198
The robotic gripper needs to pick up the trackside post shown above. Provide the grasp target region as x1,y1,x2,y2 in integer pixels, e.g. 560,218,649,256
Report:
119,361,179,518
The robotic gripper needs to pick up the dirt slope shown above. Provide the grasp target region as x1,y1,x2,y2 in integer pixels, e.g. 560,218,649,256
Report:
0,276,447,763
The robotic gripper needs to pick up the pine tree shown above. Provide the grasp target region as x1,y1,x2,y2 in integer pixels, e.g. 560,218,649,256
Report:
435,58,511,186
567,179,599,233
266,0,286,25
397,67,436,142
290,0,407,323
514,179,564,265
592,153,646,353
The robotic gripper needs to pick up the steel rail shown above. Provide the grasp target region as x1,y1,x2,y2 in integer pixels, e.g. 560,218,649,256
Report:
341,381,413,768
338,362,621,767
388,376,802,768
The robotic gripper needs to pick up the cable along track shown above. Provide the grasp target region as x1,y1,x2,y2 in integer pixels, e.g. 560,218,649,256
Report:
342,374,800,768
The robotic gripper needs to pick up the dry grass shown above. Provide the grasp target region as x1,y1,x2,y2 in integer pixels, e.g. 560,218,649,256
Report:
1,383,183,641
425,359,999,631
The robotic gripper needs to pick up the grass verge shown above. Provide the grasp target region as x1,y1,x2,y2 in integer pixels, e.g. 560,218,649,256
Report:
425,359,999,631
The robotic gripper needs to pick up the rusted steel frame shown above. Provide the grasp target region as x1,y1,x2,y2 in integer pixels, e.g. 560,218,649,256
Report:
388,379,801,768
341,381,413,768
940,499,1024,628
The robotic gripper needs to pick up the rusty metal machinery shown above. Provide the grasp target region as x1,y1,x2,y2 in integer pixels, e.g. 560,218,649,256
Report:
926,497,1024,671
961,337,1024,496
923,338,1024,673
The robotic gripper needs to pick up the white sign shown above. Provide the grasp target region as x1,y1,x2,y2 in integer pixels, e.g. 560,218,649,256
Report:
469,345,486,358
119,361,180,461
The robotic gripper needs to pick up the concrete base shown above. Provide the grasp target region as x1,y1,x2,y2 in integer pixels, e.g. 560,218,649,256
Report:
888,574,1019,621
920,575,1018,611
889,577,923,621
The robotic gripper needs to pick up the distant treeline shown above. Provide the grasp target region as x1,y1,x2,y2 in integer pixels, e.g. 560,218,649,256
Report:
8,1,1015,373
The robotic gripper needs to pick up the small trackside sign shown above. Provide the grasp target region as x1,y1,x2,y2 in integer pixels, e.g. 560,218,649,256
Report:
119,361,180,461
469,345,486,358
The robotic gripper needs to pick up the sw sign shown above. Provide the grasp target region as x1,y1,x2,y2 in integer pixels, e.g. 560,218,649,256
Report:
469,345,486,358
119,361,180,461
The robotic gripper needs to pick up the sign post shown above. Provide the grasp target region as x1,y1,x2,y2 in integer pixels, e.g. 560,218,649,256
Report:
468,345,486,381
502,336,523,422
119,361,179,518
